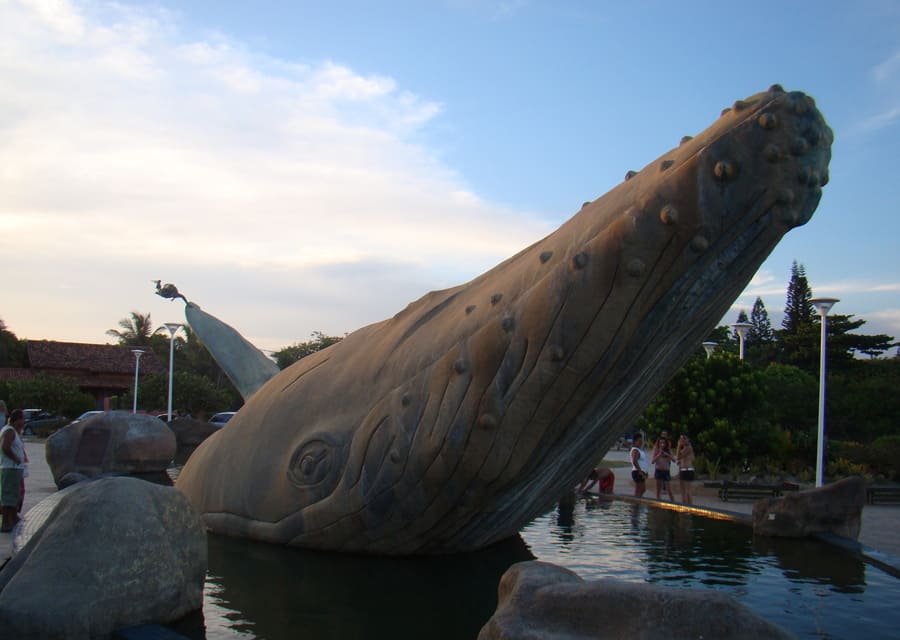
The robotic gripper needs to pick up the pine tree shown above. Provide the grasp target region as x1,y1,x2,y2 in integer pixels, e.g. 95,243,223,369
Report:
782,261,813,334
749,297,775,345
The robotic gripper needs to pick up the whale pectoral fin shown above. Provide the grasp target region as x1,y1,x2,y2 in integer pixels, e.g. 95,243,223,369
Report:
185,302,280,400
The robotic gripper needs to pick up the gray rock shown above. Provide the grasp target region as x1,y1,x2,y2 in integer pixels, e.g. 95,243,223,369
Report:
478,561,795,640
0,477,206,638
752,476,866,539
46,411,176,488
167,417,219,447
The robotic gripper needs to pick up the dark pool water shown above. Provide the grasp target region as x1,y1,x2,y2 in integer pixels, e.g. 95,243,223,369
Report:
171,498,900,640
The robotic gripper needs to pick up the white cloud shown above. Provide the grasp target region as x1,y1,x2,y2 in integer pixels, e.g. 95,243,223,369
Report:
851,105,900,134
20,0,86,40
0,0,552,350
873,49,900,83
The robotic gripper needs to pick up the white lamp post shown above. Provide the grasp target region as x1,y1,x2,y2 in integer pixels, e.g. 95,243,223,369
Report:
702,341,718,359
163,323,183,422
810,297,839,487
131,349,145,414
731,322,752,361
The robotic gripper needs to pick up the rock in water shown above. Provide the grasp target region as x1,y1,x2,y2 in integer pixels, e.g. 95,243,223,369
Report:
177,86,832,554
478,561,796,640
0,477,206,638
753,476,866,539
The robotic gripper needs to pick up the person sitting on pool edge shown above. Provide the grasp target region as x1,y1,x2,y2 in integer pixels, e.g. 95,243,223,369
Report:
577,467,615,495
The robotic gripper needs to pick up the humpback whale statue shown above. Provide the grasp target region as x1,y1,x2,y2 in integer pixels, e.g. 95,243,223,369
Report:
176,86,832,554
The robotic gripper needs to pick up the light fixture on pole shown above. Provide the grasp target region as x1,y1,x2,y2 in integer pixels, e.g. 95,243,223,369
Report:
702,341,718,359
810,297,839,487
131,349,145,414
731,322,752,361
164,323,183,422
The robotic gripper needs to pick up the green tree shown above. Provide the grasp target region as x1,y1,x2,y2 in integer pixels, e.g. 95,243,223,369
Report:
825,315,896,361
6,373,96,418
132,372,234,418
273,331,344,369
0,318,25,367
758,363,818,465
781,313,896,374
107,311,166,347
635,352,772,472
781,261,813,334
742,297,777,365
749,297,775,345
829,359,900,443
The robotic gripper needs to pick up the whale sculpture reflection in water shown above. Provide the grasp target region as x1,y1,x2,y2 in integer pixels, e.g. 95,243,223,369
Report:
176,86,832,555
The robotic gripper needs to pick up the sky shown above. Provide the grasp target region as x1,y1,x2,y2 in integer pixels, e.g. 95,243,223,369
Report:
2,0,899,355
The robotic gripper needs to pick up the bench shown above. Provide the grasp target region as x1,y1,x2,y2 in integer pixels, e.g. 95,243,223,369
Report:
866,486,900,505
717,482,784,502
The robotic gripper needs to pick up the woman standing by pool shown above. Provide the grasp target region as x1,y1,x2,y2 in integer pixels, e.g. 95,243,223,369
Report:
651,432,675,501
675,434,695,505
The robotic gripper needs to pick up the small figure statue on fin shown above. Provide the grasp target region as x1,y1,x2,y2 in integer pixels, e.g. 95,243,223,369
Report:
153,280,189,304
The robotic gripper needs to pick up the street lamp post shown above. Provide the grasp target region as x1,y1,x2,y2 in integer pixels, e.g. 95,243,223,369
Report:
164,323,183,422
810,297,839,487
131,349,145,414
702,341,718,359
731,322,752,361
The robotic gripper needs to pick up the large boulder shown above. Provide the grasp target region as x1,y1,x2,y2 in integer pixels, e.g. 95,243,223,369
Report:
167,416,219,447
46,411,176,488
0,477,207,638
478,561,795,640
752,476,866,539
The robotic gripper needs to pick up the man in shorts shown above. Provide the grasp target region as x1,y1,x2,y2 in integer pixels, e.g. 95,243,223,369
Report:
630,433,649,497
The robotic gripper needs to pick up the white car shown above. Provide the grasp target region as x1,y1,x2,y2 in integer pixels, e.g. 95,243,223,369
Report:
70,410,105,424
208,411,237,427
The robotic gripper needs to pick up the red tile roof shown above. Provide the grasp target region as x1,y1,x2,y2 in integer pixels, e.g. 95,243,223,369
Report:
25,341,165,375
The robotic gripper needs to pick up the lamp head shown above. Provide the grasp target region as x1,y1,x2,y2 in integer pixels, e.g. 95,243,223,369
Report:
809,297,839,316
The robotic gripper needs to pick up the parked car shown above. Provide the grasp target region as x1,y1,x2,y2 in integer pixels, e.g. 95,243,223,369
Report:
22,409,67,436
209,411,237,427
67,410,105,426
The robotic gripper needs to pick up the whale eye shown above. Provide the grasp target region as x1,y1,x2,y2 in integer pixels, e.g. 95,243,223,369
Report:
287,439,336,487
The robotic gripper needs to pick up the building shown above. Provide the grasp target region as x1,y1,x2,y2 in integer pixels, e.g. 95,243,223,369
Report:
0,340,165,410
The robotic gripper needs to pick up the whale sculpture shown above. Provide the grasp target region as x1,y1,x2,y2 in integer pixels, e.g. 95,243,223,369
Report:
176,86,832,554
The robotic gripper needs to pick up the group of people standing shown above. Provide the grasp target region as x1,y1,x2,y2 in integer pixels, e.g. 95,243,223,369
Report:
630,431,695,504
0,403,28,533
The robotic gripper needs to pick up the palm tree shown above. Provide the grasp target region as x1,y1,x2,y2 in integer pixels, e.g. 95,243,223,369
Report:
106,311,163,346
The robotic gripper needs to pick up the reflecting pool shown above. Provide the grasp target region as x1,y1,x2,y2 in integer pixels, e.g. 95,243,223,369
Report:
171,498,900,639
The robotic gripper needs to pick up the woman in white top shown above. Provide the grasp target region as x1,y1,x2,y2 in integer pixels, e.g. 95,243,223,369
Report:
1,409,28,532
630,433,649,497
